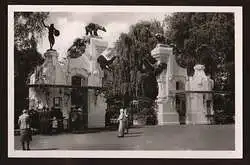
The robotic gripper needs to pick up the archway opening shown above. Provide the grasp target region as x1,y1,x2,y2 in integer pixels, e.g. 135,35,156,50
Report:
175,80,186,124
71,75,88,128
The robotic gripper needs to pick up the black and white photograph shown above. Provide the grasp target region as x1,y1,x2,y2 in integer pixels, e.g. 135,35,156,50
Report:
8,6,242,158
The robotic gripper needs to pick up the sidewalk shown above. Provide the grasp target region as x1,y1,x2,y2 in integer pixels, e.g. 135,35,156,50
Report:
14,124,235,150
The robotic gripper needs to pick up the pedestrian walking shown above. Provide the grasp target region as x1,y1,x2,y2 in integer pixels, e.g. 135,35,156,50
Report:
117,108,125,137
18,109,32,150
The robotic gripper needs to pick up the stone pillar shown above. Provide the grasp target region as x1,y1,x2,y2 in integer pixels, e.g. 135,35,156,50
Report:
88,38,108,87
28,50,59,110
87,88,106,128
185,64,211,124
151,44,179,125
44,50,59,84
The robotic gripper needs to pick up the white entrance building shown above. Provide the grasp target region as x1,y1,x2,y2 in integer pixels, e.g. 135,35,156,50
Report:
29,36,108,128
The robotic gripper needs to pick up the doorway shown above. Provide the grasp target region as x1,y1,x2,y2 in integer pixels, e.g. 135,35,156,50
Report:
71,75,88,128
176,94,186,124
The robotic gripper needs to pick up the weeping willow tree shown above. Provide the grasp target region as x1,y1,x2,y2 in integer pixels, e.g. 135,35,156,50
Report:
108,20,165,108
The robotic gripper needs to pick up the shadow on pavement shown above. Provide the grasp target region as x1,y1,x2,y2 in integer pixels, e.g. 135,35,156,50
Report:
127,131,143,135
123,135,141,138
71,126,144,134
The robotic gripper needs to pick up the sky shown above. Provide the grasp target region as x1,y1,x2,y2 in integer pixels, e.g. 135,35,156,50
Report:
38,12,168,60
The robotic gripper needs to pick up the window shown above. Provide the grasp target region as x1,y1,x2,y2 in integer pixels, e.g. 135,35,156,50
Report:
176,81,180,90
176,81,185,90
72,76,82,86
54,97,61,107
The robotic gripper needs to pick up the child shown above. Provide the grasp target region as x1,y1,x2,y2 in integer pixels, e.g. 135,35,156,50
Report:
51,116,58,134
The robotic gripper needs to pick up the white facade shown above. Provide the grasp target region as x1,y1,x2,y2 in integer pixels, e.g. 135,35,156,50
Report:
185,64,214,124
29,37,108,128
151,44,214,125
151,44,187,125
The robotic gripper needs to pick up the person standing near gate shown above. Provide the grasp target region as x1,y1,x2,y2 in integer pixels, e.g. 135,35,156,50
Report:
117,108,125,137
18,109,32,150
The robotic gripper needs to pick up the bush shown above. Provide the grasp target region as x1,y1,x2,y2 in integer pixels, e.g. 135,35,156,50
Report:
213,94,235,124
134,107,157,125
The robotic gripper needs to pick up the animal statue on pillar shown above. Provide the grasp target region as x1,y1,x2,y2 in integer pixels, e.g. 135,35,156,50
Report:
67,37,90,58
85,23,106,37
137,33,169,100
138,55,167,100
97,55,117,71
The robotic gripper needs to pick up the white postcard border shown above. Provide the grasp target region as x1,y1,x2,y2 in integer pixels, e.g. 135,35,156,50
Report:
8,5,243,158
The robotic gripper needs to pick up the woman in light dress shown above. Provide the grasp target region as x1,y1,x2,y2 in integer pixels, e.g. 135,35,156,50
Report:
117,108,126,137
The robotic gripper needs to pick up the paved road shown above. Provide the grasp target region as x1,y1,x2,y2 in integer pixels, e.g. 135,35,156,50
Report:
14,124,234,150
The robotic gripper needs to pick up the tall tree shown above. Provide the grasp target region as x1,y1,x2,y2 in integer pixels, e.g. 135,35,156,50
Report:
164,13,234,91
14,12,49,127
164,13,235,122
109,20,164,106
14,12,49,50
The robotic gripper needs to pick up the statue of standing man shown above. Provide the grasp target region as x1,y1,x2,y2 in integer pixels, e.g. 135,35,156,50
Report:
42,20,60,50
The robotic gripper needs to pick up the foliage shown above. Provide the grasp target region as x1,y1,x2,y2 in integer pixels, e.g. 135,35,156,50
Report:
164,13,235,123
14,12,49,50
108,20,164,106
14,12,49,127
213,93,235,124
164,13,235,92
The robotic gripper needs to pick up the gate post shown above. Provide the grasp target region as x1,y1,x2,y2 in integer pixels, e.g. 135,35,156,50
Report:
151,44,179,125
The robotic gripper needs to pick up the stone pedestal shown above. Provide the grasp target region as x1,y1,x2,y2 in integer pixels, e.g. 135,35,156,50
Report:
29,50,60,109
151,44,179,125
86,38,108,128
88,38,108,87
186,93,209,124
156,97,179,125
